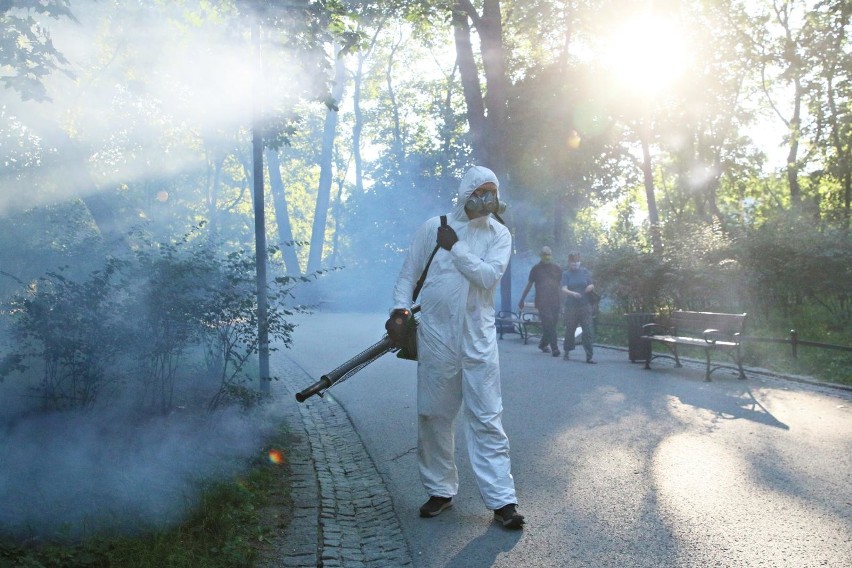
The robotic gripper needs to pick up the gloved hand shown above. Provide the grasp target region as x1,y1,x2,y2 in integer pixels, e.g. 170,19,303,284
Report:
437,224,458,251
385,308,411,348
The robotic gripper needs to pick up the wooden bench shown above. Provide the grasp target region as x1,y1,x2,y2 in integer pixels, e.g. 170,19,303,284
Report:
641,310,747,381
496,307,542,344
496,311,524,341
517,305,543,344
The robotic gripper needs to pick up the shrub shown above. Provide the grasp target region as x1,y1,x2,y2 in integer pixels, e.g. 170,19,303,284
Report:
0,232,312,414
2,260,129,411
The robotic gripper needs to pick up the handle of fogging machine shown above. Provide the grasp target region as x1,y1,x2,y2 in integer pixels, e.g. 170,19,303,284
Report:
295,335,394,402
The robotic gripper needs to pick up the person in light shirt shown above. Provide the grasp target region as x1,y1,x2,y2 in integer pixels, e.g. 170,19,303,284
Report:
560,252,597,364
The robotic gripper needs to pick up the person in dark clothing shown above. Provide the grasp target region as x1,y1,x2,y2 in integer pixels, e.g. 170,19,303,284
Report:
518,246,563,357
560,252,596,363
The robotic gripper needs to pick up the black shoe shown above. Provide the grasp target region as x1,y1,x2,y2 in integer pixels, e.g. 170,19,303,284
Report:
552,349,561,357
539,345,550,353
493,504,525,529
562,352,570,361
586,356,596,364
419,496,453,518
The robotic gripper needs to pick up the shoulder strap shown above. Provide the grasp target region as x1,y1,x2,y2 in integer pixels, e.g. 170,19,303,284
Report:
412,215,446,302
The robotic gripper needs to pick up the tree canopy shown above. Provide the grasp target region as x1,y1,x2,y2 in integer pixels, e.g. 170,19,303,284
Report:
1,0,849,315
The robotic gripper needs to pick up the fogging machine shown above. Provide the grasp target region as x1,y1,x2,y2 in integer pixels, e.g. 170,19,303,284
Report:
295,305,420,402
297,216,450,402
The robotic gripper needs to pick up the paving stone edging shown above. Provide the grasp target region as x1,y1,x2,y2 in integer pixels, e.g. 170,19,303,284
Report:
268,356,413,568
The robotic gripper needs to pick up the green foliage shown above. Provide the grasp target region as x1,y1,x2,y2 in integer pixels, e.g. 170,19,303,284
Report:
736,213,852,326
123,232,222,413
0,229,311,413
594,218,740,314
594,312,629,346
658,220,744,313
0,0,75,102
593,245,669,314
1,0,849,389
2,259,128,411
0,201,103,301
595,214,850,324
202,246,311,411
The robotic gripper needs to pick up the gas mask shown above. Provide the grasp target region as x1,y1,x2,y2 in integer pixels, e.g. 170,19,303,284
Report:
464,191,507,216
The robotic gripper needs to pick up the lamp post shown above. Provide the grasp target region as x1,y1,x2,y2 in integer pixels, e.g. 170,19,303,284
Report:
251,17,270,395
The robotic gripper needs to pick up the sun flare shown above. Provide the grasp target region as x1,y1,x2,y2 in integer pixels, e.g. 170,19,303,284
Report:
268,448,285,465
601,14,689,96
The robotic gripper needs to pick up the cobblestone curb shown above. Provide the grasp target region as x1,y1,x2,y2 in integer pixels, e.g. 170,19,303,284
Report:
269,355,413,568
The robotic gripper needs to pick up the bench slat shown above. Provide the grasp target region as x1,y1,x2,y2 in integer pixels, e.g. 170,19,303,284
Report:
669,311,747,335
648,335,739,348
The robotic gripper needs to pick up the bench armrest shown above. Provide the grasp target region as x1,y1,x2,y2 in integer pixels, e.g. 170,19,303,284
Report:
521,311,540,323
642,322,670,336
703,329,742,344
496,311,519,320
702,328,722,344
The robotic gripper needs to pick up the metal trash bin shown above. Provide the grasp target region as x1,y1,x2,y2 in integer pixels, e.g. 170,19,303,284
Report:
625,312,655,363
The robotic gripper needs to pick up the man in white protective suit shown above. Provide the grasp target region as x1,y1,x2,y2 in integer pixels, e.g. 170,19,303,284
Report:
384,165,525,529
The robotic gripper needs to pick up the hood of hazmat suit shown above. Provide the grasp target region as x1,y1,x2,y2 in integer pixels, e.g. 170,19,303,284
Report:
391,166,516,508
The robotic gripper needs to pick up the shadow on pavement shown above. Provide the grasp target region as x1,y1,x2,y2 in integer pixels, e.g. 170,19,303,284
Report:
672,383,789,430
441,523,522,568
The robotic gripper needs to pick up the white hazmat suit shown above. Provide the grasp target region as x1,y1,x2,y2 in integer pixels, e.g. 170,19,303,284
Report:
391,166,518,510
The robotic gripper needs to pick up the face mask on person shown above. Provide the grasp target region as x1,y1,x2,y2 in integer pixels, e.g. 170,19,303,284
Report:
464,191,507,216
540,254,552,262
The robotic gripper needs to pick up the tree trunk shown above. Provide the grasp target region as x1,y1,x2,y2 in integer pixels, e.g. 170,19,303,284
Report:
307,50,347,274
478,0,510,180
452,2,487,165
553,197,564,252
352,23,384,195
266,148,302,276
640,119,663,254
785,76,803,207
205,151,225,243
770,4,805,209
386,33,405,163
353,51,366,195
453,0,512,310
454,0,510,179
824,52,851,232
329,172,345,265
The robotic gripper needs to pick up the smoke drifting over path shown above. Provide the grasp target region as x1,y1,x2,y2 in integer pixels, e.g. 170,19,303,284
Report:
0,404,275,540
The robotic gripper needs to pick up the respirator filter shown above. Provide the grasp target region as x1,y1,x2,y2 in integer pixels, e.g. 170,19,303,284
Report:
464,192,507,215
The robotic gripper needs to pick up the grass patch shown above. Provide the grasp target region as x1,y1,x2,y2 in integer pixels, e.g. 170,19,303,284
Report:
0,423,294,568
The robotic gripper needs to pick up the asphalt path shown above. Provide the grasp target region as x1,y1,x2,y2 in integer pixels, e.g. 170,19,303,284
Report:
285,311,852,568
